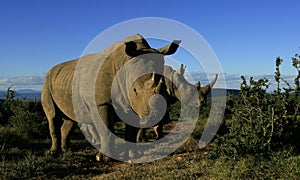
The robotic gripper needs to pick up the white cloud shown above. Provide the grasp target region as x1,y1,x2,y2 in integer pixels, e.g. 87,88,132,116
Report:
0,75,45,91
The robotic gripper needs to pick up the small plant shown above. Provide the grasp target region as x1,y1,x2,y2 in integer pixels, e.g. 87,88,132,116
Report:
0,87,15,125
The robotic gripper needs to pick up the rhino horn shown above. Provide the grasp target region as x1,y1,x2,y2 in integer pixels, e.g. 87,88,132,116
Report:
201,74,218,95
151,72,155,81
155,77,164,94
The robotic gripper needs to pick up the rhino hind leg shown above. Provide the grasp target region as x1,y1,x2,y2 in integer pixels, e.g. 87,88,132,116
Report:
42,85,65,155
48,116,63,155
42,96,60,154
61,119,76,152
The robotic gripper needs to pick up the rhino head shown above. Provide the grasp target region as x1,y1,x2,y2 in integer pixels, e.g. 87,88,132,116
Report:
129,72,165,117
195,74,218,106
113,38,181,128
164,64,218,107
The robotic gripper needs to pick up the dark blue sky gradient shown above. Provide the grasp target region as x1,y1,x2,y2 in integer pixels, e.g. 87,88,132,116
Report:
1,0,299,76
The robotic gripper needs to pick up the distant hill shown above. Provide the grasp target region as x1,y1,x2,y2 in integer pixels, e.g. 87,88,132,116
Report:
0,89,41,100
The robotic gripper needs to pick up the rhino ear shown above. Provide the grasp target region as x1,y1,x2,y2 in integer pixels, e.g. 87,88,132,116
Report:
157,40,181,55
125,41,138,56
176,64,186,75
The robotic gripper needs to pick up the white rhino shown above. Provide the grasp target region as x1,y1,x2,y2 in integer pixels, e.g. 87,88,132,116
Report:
41,34,180,161
137,64,218,142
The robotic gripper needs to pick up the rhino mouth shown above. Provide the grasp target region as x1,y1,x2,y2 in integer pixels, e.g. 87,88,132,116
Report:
138,93,168,128
139,109,165,128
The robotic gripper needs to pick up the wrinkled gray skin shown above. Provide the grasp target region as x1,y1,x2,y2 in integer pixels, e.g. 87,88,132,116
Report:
137,64,218,142
41,34,180,161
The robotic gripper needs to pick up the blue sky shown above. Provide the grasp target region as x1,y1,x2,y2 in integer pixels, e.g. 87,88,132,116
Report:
0,0,299,90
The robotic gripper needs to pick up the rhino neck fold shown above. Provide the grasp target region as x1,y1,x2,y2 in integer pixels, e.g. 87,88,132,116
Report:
166,70,177,100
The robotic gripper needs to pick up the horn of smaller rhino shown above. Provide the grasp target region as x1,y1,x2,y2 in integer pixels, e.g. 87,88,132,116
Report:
155,77,164,94
201,74,218,95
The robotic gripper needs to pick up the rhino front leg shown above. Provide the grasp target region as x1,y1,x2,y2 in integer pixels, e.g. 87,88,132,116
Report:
137,128,147,143
61,119,75,152
96,105,116,161
153,124,163,140
124,124,140,160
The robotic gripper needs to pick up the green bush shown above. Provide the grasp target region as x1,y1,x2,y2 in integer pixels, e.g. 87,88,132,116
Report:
0,90,48,142
213,54,300,157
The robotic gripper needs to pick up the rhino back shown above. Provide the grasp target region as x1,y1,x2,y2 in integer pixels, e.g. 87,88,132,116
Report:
46,59,78,120
43,34,156,121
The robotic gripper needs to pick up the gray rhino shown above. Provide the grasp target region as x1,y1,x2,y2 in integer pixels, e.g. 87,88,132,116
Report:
41,34,180,161
137,64,218,142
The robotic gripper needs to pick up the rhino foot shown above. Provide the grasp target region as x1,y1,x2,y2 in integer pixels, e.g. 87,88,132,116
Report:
48,149,61,157
95,152,115,162
96,153,121,163
61,146,71,153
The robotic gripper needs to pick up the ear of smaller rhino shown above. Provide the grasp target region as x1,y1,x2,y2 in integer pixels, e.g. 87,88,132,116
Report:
195,81,201,90
201,85,211,96
177,64,186,75
157,40,181,55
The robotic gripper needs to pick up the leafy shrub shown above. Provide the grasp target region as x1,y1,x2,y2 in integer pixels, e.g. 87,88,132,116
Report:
0,89,48,142
7,99,48,139
213,54,300,157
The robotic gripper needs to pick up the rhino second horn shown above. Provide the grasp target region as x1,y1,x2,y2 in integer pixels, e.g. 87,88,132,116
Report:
155,77,164,94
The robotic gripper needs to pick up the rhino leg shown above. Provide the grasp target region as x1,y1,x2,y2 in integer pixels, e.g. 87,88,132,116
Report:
125,125,139,142
48,116,63,154
136,128,147,143
137,125,162,143
124,124,139,159
154,110,170,140
153,124,163,140
61,119,75,152
95,104,116,161
42,88,62,154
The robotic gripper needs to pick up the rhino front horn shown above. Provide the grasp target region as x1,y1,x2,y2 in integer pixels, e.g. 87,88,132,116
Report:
151,72,155,81
155,77,164,94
